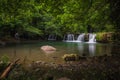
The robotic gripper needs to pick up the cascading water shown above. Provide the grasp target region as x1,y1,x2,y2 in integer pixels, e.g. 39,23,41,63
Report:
63,33,96,43
48,34,56,40
67,34,75,41
63,34,75,42
76,33,85,42
88,33,96,43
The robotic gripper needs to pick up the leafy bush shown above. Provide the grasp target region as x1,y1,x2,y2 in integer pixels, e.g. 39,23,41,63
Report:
96,32,114,42
0,55,9,64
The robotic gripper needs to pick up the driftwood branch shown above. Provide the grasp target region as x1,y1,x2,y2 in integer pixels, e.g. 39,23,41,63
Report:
0,59,20,79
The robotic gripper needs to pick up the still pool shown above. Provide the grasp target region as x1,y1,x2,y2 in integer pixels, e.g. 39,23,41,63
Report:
0,41,113,64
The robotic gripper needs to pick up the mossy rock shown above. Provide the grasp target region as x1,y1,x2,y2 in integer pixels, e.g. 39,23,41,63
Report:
96,32,114,43
62,54,86,61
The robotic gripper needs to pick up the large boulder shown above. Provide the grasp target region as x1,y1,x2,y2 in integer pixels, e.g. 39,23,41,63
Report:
41,45,56,51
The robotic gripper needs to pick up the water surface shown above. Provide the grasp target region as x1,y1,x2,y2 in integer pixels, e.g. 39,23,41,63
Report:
0,41,113,64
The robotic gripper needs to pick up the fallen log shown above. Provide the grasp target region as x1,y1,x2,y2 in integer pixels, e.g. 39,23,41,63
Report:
0,59,20,79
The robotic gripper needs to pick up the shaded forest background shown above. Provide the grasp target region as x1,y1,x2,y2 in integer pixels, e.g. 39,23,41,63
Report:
0,0,120,40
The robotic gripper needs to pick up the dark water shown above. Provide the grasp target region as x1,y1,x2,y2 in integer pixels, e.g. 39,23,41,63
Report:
0,41,113,64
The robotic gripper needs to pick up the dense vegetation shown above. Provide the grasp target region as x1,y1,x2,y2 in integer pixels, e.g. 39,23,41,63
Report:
0,1,120,80
0,0,120,40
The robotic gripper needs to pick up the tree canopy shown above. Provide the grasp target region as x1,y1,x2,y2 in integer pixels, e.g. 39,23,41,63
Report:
0,0,119,40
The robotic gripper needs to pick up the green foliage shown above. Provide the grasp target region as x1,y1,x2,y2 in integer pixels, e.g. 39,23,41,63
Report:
0,55,9,64
0,0,118,40
109,0,120,31
96,32,106,41
96,32,114,42
25,26,42,35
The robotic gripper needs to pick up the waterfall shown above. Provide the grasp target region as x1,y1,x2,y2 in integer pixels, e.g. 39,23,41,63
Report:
63,33,96,43
48,34,56,40
67,34,74,41
76,33,85,42
63,34,75,42
88,33,96,43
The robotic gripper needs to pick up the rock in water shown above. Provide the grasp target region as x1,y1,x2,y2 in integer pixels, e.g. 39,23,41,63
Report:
41,45,56,51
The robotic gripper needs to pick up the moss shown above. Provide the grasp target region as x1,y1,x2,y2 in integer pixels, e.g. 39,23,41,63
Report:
62,54,80,61
96,32,114,43
0,55,9,64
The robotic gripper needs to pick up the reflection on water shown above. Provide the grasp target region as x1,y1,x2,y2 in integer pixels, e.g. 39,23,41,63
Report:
77,43,96,56
0,42,114,64
89,44,96,56
77,43,111,57
77,43,84,55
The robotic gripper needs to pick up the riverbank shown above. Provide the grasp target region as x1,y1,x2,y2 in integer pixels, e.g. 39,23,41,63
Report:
0,54,119,80
0,32,120,45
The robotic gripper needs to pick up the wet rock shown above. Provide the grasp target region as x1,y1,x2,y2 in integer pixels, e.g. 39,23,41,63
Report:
41,45,56,51
62,54,87,62
62,54,80,61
